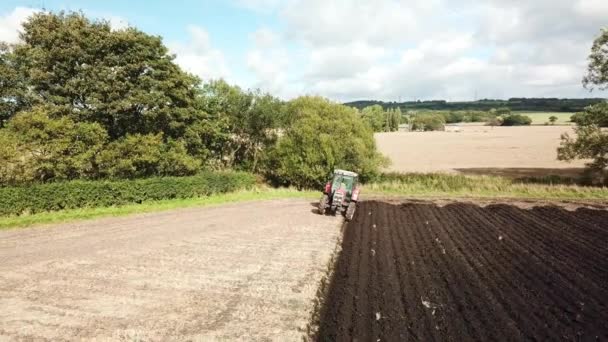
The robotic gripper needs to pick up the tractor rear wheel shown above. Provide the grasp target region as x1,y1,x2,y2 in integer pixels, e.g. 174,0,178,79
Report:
318,194,329,215
345,202,356,221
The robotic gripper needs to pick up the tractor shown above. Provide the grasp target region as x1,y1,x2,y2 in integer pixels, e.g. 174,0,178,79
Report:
318,169,360,221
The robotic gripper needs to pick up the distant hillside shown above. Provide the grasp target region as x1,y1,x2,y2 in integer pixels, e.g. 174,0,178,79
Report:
344,98,606,112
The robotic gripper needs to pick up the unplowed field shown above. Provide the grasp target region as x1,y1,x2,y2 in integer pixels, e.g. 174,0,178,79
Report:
318,201,608,341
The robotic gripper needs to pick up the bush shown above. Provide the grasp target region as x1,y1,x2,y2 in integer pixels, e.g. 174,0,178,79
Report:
0,107,108,183
443,111,465,124
0,171,256,216
411,113,445,131
501,114,532,126
96,134,201,179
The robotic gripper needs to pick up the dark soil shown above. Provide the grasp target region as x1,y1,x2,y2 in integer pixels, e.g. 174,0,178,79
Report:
318,201,608,341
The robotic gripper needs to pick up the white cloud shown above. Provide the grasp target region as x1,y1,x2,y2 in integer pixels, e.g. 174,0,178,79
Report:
261,0,608,101
246,28,291,96
281,0,439,47
170,25,230,81
0,7,38,44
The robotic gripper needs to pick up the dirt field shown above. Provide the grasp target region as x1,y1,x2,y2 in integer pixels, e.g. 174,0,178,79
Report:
376,125,587,175
318,201,608,341
0,199,341,341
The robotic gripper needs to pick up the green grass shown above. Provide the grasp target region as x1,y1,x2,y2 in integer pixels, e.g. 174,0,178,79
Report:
515,112,574,125
365,173,608,200
0,187,317,230
2,173,607,230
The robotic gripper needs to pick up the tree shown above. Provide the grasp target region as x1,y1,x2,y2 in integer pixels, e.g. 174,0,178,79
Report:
266,96,388,188
501,114,532,126
96,134,200,179
583,28,608,90
496,107,511,115
0,43,28,128
411,113,445,131
549,115,558,125
558,102,608,183
198,80,283,171
0,106,108,183
393,107,404,129
361,105,385,132
6,12,203,140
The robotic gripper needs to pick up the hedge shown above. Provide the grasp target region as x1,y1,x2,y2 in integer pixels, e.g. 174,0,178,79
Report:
0,171,256,216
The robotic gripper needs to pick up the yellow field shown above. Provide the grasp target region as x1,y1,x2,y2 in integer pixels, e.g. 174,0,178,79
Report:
376,125,587,178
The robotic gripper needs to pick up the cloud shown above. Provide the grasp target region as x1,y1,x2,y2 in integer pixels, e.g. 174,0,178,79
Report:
245,28,291,96
170,25,230,81
259,0,608,101
281,0,440,47
0,7,39,44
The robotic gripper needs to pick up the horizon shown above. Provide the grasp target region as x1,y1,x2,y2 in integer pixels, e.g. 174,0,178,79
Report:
1,0,608,102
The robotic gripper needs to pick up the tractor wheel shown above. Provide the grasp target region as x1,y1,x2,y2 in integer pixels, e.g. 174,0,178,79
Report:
318,194,329,215
345,202,356,221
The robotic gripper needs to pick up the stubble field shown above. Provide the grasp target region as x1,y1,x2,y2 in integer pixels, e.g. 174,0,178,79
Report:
376,125,587,177
318,201,608,341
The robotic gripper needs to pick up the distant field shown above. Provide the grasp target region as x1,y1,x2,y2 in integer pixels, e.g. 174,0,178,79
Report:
376,125,587,176
515,112,574,125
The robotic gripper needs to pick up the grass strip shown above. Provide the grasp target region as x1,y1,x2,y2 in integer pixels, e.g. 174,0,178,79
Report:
365,173,608,200
0,187,317,230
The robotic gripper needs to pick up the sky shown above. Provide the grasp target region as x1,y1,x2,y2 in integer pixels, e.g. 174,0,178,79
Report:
1,0,607,102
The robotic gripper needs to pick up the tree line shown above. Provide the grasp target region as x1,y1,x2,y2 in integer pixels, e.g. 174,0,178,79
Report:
0,12,385,188
1,11,607,187
346,98,605,113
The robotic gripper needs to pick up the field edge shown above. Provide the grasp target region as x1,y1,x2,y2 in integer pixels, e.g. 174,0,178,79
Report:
0,187,318,230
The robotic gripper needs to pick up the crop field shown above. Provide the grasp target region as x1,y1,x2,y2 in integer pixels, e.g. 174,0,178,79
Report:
376,125,587,176
516,111,574,125
318,201,608,341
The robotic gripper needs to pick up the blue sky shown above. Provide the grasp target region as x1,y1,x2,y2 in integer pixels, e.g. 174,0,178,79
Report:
1,0,607,101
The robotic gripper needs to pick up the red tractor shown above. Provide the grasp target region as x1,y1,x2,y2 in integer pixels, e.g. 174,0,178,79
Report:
318,169,360,221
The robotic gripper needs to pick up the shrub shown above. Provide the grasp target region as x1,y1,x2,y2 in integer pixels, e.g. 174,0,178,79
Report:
501,114,532,126
411,113,445,131
96,134,201,179
0,171,256,216
443,111,465,124
0,107,108,183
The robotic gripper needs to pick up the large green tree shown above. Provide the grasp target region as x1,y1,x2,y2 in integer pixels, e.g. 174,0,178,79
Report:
199,80,283,171
583,28,608,90
361,105,385,132
267,96,388,188
7,12,205,140
0,106,108,183
558,29,608,183
558,102,608,183
0,43,28,128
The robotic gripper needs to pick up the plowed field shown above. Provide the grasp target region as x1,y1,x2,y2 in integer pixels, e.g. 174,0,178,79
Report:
318,201,608,341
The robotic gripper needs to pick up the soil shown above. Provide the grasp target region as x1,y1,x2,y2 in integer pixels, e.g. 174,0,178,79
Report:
318,200,608,341
0,199,342,341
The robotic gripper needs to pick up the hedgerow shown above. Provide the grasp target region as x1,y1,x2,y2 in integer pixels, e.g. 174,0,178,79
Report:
0,171,256,216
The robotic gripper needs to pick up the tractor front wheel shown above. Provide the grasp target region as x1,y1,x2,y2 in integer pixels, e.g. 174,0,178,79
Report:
345,202,356,221
318,194,329,215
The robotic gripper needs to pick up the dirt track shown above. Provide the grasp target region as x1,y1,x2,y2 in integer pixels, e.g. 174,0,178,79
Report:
0,199,342,341
318,201,608,341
